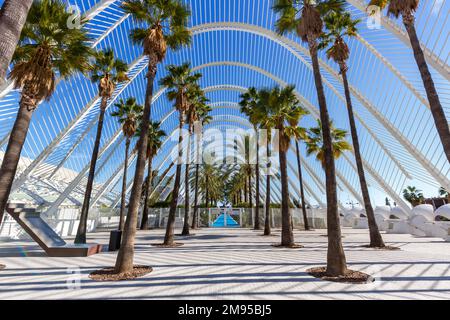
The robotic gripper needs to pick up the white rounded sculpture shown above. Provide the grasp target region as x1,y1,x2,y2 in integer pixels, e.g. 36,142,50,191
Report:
371,206,390,231
390,207,409,220
350,207,366,217
435,204,450,220
411,204,435,221
342,208,362,227
374,206,391,219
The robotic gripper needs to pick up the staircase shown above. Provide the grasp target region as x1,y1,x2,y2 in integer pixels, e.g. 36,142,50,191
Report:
6,203,102,257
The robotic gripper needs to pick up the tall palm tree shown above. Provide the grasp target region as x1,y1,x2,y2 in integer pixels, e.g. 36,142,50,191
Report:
240,87,262,229
320,11,385,248
181,84,207,235
115,0,190,274
139,121,166,230
244,135,253,223
111,98,143,231
159,63,201,245
402,186,424,207
0,0,33,86
0,0,91,227
254,88,275,236
293,122,310,231
191,97,212,230
264,86,308,247
75,49,129,244
273,0,348,276
306,119,352,167
369,0,450,163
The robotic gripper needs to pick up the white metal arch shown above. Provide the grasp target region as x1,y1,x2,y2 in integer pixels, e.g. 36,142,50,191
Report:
347,0,449,81
189,23,448,187
8,21,447,197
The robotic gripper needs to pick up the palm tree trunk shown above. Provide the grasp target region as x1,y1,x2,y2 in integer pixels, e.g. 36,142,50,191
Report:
119,138,131,231
191,163,200,229
402,14,450,163
244,179,248,203
264,139,271,236
163,113,184,245
115,54,157,274
0,0,33,86
0,86,35,226
75,99,107,244
248,167,253,226
254,129,261,229
140,154,153,230
205,172,209,208
341,67,385,247
279,147,294,246
295,140,310,231
308,35,347,276
181,133,192,236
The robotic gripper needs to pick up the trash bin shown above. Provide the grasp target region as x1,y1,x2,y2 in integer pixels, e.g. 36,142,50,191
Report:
109,230,122,252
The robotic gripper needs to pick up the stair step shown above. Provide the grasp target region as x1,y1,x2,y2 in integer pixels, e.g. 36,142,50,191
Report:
7,203,27,210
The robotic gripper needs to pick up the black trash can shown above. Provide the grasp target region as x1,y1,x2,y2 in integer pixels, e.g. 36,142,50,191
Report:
109,230,122,252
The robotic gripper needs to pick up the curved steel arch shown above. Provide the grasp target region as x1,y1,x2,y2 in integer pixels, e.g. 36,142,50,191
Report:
42,59,413,211
150,116,323,207
150,61,414,208
190,24,449,187
347,0,449,81
105,104,326,208
208,114,364,203
11,21,446,197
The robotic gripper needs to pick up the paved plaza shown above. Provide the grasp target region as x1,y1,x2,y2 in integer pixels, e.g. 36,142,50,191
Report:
1,228,450,300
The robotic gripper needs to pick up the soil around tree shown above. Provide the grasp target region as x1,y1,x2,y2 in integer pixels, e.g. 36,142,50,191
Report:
0,264,5,270
151,243,184,248
360,245,401,251
271,243,304,249
307,267,374,284
89,265,153,282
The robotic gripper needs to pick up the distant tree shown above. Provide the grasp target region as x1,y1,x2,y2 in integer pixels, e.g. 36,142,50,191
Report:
403,186,424,207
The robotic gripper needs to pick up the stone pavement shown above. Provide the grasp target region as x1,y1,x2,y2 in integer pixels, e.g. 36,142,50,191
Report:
1,228,449,300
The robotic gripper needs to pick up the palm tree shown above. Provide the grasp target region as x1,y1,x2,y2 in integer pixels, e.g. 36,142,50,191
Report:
199,163,222,208
139,121,166,230
274,0,348,276
191,98,212,230
159,63,201,245
306,120,352,167
240,87,262,229
181,84,208,235
0,0,91,227
439,187,449,202
234,134,255,225
293,123,310,231
320,12,385,248
264,86,308,247
115,0,190,274
111,98,143,231
0,0,33,86
254,88,275,236
403,186,424,207
369,0,450,163
75,49,129,244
